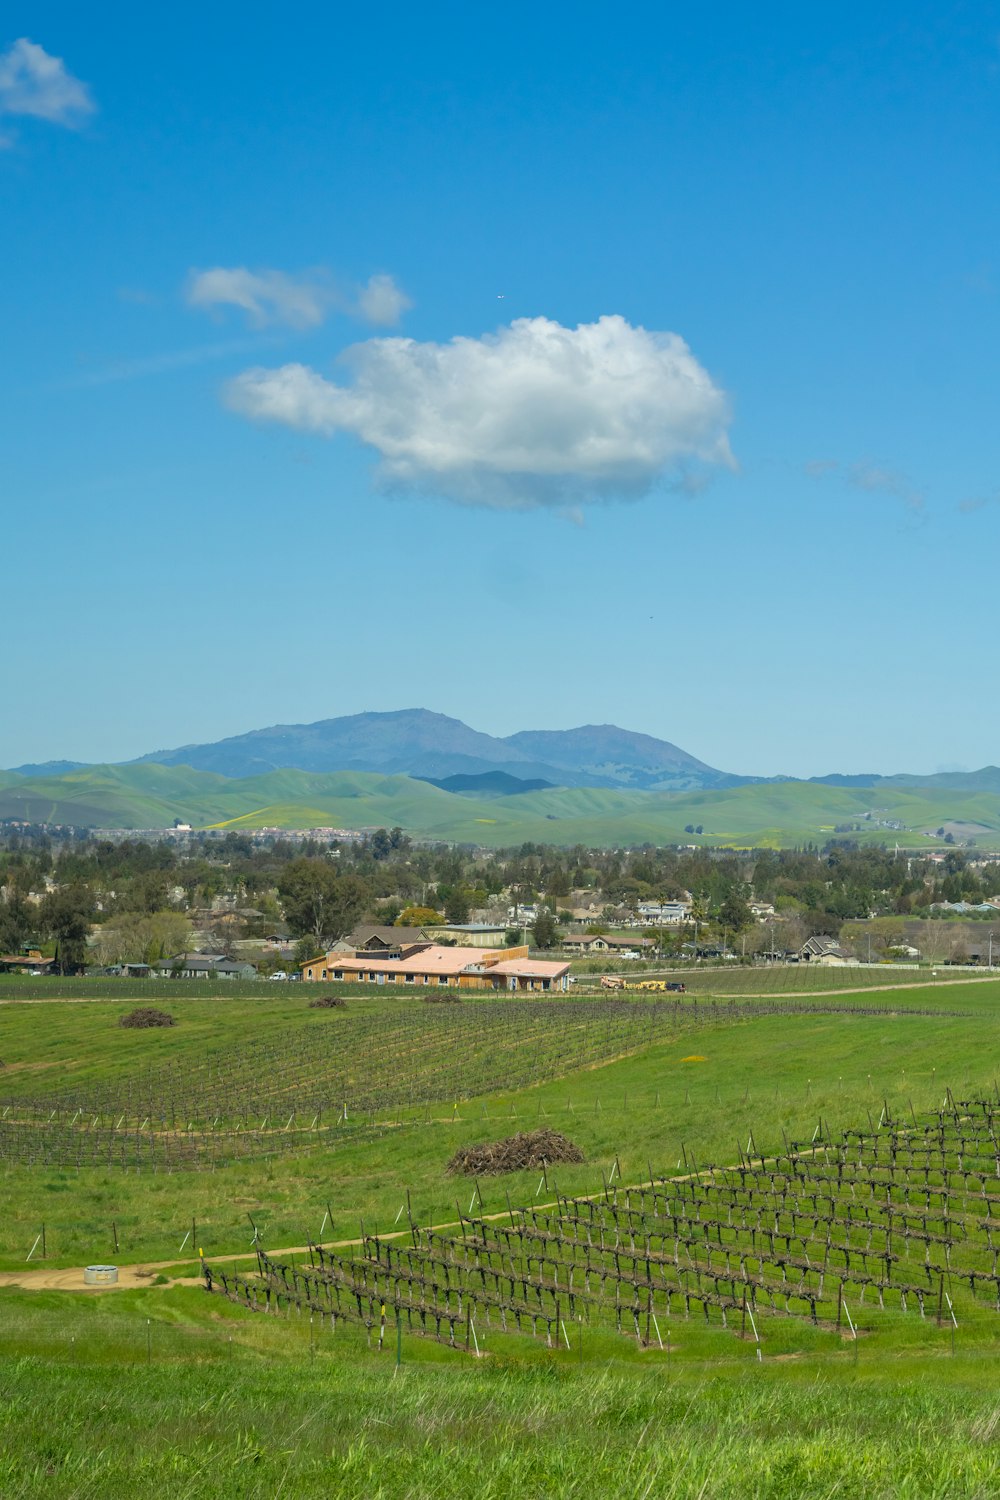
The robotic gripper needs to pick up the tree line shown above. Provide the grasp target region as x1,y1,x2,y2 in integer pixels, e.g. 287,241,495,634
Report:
1,824,997,971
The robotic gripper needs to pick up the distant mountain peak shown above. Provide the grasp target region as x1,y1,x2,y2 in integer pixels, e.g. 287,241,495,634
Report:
122,708,733,790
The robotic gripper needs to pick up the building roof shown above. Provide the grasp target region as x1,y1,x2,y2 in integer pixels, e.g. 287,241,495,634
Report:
157,952,231,971
324,945,492,977
436,923,508,933
348,925,431,947
801,937,851,959
488,958,571,979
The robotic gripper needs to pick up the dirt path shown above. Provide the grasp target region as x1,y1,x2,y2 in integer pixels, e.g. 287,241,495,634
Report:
709,974,1000,999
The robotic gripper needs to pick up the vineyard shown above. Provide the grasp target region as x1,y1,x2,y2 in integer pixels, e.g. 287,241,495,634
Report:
204,1090,1000,1359
0,997,967,1171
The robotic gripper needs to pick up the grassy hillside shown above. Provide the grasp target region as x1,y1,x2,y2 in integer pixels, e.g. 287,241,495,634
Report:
1,763,999,847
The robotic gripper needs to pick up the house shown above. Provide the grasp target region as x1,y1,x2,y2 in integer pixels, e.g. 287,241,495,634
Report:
328,925,434,957
636,901,692,925
931,901,998,915
212,959,259,980
749,900,777,921
798,937,853,966
0,947,54,974
562,933,655,954
429,923,509,948
154,953,258,979
300,943,571,993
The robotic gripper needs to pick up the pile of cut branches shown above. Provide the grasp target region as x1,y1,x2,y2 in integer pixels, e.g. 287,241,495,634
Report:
119,1007,175,1029
308,995,346,1008
422,992,461,1004
447,1128,584,1176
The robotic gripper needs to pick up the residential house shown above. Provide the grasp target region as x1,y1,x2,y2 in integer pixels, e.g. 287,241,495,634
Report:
636,901,692,925
154,953,258,979
328,925,434,957
798,937,853,966
562,933,655,954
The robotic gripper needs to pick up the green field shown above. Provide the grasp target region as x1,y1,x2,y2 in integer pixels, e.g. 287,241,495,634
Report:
5,973,1000,1495
3,759,1000,846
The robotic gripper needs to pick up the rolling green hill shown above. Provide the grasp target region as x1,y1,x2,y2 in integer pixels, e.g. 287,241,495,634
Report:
1,762,999,848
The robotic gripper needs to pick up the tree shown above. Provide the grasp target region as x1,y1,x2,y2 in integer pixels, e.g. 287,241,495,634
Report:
0,893,34,954
39,885,95,973
368,828,392,861
444,888,471,924
91,911,189,966
397,905,444,927
532,908,559,949
277,860,370,945
293,936,324,967
718,894,753,933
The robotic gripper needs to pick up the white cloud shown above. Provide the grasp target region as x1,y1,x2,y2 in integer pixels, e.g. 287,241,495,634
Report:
0,38,95,129
224,314,734,510
186,266,411,330
356,273,412,326
186,267,335,330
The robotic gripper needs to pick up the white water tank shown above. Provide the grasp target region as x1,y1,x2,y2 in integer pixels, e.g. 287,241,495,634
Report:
83,1264,118,1285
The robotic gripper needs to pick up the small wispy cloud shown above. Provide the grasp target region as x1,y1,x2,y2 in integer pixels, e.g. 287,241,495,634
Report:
958,491,1000,515
117,286,159,307
185,266,411,330
848,461,925,514
61,337,277,389
804,457,924,514
0,38,95,141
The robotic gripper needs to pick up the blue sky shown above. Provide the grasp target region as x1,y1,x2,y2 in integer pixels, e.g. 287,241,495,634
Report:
3,2,999,777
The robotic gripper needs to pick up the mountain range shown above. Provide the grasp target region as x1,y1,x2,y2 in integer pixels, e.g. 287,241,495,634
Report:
3,709,998,845
116,709,740,790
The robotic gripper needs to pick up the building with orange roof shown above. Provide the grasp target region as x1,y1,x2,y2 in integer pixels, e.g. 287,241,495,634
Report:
300,942,570,993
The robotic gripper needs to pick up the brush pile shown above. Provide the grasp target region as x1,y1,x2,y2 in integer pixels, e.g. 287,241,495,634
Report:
308,994,346,1008
447,1128,584,1176
422,992,461,1004
119,1007,176,1029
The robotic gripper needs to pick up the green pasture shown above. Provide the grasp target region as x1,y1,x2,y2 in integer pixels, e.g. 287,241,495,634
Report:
5,977,1000,1495
3,759,1000,847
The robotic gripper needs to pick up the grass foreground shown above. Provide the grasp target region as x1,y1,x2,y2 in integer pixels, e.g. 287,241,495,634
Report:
3,975,1000,1496
4,1295,1000,1499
